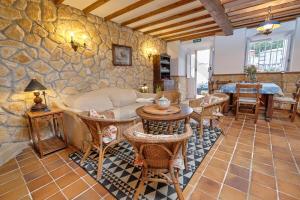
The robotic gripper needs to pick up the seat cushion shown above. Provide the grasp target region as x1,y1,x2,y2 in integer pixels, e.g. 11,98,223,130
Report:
112,102,150,120
274,96,296,104
65,90,114,112
238,97,257,104
101,87,138,107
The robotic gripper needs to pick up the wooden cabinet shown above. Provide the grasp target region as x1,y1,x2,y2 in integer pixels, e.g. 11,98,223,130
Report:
153,54,175,92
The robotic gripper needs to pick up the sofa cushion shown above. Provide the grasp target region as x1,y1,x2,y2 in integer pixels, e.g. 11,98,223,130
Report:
112,102,149,120
101,87,138,107
65,90,114,112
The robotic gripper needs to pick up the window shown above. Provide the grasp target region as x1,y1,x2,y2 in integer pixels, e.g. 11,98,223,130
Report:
246,38,290,72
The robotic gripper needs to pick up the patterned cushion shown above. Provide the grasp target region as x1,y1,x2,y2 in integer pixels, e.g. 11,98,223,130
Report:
274,96,296,104
238,97,257,104
193,107,203,114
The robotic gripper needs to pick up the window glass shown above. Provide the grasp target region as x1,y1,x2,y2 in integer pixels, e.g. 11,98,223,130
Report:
246,38,289,72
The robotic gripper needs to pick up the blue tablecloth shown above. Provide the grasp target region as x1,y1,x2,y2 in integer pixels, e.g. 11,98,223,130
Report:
220,82,284,96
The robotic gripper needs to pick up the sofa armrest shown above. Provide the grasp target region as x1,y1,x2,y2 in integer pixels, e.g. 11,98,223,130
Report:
52,101,81,114
52,101,91,151
136,92,157,99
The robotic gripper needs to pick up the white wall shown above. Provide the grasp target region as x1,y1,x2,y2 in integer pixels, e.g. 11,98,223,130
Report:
213,19,299,74
168,17,300,76
167,41,180,76
290,18,300,71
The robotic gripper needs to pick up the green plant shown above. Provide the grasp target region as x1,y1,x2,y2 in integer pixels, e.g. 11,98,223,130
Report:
244,65,257,82
155,85,162,93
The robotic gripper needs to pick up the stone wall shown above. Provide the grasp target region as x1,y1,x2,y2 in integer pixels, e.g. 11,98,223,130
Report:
0,0,166,147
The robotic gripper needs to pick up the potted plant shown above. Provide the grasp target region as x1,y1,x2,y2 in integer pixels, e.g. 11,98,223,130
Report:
244,65,257,82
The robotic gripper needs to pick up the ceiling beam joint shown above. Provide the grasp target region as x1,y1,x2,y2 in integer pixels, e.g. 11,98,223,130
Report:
198,0,233,35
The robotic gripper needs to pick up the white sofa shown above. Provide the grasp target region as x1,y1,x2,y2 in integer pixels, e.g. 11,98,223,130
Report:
54,87,156,150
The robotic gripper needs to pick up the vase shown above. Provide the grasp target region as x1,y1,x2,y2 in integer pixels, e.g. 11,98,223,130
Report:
249,74,257,82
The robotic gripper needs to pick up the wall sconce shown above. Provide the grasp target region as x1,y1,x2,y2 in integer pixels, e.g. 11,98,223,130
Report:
139,83,149,93
70,32,87,52
145,47,157,60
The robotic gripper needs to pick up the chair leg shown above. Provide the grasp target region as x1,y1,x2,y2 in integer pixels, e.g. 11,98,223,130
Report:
235,103,239,121
209,119,213,130
254,104,259,124
96,146,103,180
170,167,184,200
80,142,92,165
199,119,203,139
134,168,147,200
290,104,294,113
291,104,297,122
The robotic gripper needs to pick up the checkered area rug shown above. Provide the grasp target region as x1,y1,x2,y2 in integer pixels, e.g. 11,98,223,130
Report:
69,123,222,200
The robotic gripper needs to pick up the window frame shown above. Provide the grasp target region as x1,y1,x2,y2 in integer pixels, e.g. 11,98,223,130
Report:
245,34,292,72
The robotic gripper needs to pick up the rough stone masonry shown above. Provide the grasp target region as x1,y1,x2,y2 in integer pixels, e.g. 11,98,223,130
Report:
0,0,166,151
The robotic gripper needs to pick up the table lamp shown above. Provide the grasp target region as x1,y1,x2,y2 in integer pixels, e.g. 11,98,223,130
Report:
24,79,48,112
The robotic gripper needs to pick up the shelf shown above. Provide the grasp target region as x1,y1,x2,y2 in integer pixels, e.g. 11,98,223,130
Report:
40,136,66,155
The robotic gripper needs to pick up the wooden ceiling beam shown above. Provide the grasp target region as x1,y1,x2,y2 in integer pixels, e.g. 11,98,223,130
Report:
229,1,300,22
152,21,216,37
198,0,233,35
227,0,298,16
104,0,154,20
232,9,300,27
166,30,222,42
162,25,220,40
83,0,111,13
234,15,299,29
224,0,270,13
143,14,212,34
121,0,194,26
53,0,64,4
134,6,206,30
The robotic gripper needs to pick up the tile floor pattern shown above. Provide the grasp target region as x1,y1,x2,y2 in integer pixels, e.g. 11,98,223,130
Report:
0,110,299,200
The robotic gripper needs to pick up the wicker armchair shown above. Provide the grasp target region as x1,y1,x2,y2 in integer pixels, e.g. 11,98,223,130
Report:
123,122,192,200
77,111,136,179
189,93,229,138
156,90,181,104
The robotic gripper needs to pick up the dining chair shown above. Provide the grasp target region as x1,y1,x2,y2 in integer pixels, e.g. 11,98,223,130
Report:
293,80,300,99
77,111,135,179
156,90,181,104
123,122,192,200
235,83,262,123
274,87,300,122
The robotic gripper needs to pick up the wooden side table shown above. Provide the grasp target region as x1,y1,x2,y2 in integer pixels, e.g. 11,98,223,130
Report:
26,108,68,158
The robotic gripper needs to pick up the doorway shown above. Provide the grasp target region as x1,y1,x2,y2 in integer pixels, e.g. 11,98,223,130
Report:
196,49,211,95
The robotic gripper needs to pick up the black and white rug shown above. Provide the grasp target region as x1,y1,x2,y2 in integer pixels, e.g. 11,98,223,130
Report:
69,123,222,200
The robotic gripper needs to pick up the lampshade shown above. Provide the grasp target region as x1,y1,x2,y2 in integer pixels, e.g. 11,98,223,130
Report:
257,20,280,35
24,79,47,92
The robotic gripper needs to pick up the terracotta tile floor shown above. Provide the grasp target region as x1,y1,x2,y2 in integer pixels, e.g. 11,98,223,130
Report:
0,110,299,200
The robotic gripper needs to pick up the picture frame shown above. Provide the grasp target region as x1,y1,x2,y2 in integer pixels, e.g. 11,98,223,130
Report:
112,44,132,66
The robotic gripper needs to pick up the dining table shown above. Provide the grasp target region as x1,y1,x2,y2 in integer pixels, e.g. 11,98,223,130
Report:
220,82,284,121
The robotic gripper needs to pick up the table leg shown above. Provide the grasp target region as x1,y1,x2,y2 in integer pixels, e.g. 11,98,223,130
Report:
33,118,43,158
223,93,232,114
266,94,274,122
28,118,37,150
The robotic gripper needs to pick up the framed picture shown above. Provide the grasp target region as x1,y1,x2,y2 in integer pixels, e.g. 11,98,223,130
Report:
112,44,132,66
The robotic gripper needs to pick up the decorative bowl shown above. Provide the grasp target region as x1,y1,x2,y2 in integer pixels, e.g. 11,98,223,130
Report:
156,96,170,110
